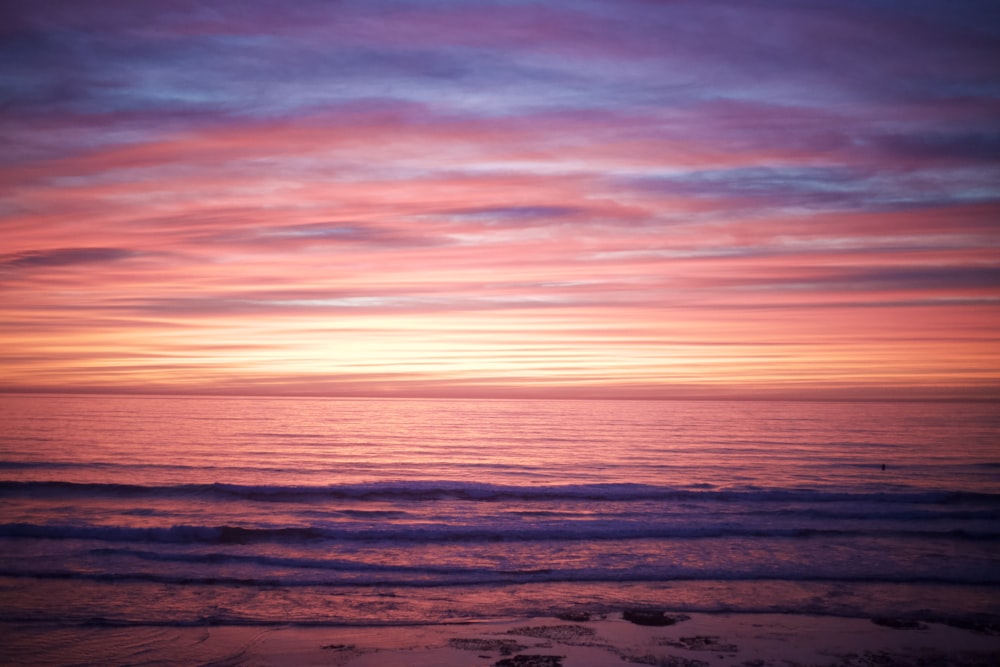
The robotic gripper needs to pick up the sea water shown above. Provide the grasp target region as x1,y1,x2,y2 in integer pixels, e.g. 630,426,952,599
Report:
1,395,998,658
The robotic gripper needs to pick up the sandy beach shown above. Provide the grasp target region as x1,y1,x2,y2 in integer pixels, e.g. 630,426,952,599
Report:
11,610,994,666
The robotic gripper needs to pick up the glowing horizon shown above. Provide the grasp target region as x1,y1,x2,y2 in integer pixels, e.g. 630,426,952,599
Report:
2,1,999,400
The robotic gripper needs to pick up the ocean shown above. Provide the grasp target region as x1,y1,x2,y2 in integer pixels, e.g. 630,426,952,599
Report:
1,394,998,661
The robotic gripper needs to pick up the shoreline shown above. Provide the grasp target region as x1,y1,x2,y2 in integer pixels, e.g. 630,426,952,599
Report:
5,611,999,666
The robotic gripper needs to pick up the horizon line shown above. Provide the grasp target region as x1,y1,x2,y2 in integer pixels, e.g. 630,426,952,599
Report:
3,387,997,403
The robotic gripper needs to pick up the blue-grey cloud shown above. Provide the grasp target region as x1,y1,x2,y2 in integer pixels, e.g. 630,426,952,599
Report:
625,163,1000,214
0,247,136,270
733,265,1000,293
873,131,1000,164
440,206,583,224
624,167,878,212
837,265,1000,291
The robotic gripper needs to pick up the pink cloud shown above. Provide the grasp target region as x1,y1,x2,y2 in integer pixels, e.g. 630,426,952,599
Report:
2,1,998,399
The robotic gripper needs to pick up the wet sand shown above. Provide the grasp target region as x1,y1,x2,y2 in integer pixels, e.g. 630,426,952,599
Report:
18,611,991,666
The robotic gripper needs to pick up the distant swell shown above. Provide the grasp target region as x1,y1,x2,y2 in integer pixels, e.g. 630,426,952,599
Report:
1,521,996,544
1,567,996,588
2,480,998,505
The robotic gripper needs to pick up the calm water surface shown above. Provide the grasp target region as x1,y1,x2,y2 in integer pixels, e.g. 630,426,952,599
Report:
1,395,998,662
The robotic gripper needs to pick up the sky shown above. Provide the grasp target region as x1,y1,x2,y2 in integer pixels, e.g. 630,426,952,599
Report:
1,0,999,400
